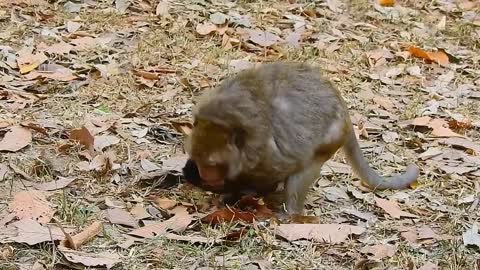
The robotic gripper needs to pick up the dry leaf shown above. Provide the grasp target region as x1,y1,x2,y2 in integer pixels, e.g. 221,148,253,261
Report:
128,206,192,238
39,42,74,54
276,224,366,243
0,163,9,180
374,197,417,219
8,190,55,224
70,126,94,154
463,223,480,248
130,204,151,220
24,63,77,81
59,246,120,269
140,159,161,172
196,22,217,35
93,135,120,152
34,176,76,191
162,154,188,172
210,12,228,25
105,208,138,228
418,262,439,270
154,197,177,210
16,51,48,74
408,46,449,66
0,126,32,152
201,208,256,224
246,29,281,47
438,137,480,154
360,244,397,260
7,219,64,245
66,21,82,33
156,1,169,16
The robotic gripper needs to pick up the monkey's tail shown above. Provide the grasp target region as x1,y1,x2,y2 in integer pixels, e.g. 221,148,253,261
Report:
343,129,419,190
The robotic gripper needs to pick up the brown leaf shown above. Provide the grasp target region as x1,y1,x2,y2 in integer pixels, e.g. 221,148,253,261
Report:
59,246,120,269
128,206,192,238
7,219,64,245
162,154,188,172
16,51,48,74
155,1,169,16
170,121,192,135
438,137,480,155
201,208,256,224
409,116,463,138
140,159,161,172
246,29,281,47
24,63,77,81
154,197,177,210
196,22,217,36
237,196,274,219
418,262,440,270
408,46,449,66
276,224,366,243
93,135,120,152
70,126,94,155
34,176,76,191
8,190,55,224
38,42,73,55
223,228,248,241
70,37,99,51
130,204,151,220
374,197,417,219
0,163,9,181
0,126,32,152
373,96,394,110
360,244,397,260
105,208,138,228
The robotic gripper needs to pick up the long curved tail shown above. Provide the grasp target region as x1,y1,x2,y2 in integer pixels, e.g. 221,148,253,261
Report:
342,128,419,190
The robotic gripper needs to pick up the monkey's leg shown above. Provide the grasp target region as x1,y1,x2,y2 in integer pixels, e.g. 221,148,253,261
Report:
284,160,325,215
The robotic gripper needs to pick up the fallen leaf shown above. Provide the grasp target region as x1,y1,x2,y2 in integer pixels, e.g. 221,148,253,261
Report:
156,1,169,16
463,223,480,248
373,96,394,110
128,206,192,238
59,246,120,269
154,197,177,210
223,228,248,241
246,29,281,47
162,154,188,172
418,262,439,270
374,197,417,219
105,208,138,228
66,21,82,33
130,204,151,220
360,244,397,260
70,37,99,51
115,0,128,13
379,0,395,7
16,51,48,74
140,159,161,172
93,135,120,152
7,219,64,245
0,245,13,260
34,176,76,191
324,186,350,201
38,42,74,55
70,126,94,154
0,163,9,180
276,223,366,243
196,22,217,35
237,196,274,219
24,63,77,81
201,208,256,224
228,59,256,73
0,126,32,152
408,116,463,138
8,190,55,224
438,137,480,154
210,12,228,24
408,46,449,66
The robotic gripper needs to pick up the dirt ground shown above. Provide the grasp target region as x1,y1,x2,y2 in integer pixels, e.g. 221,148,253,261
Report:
0,0,479,269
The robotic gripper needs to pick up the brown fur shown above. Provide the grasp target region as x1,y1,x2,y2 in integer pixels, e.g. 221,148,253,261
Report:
185,62,419,214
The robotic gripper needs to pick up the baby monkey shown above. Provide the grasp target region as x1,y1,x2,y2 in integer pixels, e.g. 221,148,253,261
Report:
184,62,419,215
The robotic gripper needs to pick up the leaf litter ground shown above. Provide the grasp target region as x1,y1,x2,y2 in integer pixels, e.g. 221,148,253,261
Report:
0,0,479,269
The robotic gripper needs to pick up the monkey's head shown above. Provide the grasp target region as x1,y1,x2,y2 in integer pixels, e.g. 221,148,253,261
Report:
184,117,245,192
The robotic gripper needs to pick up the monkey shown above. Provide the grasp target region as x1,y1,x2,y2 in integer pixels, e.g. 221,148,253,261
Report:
183,62,419,215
